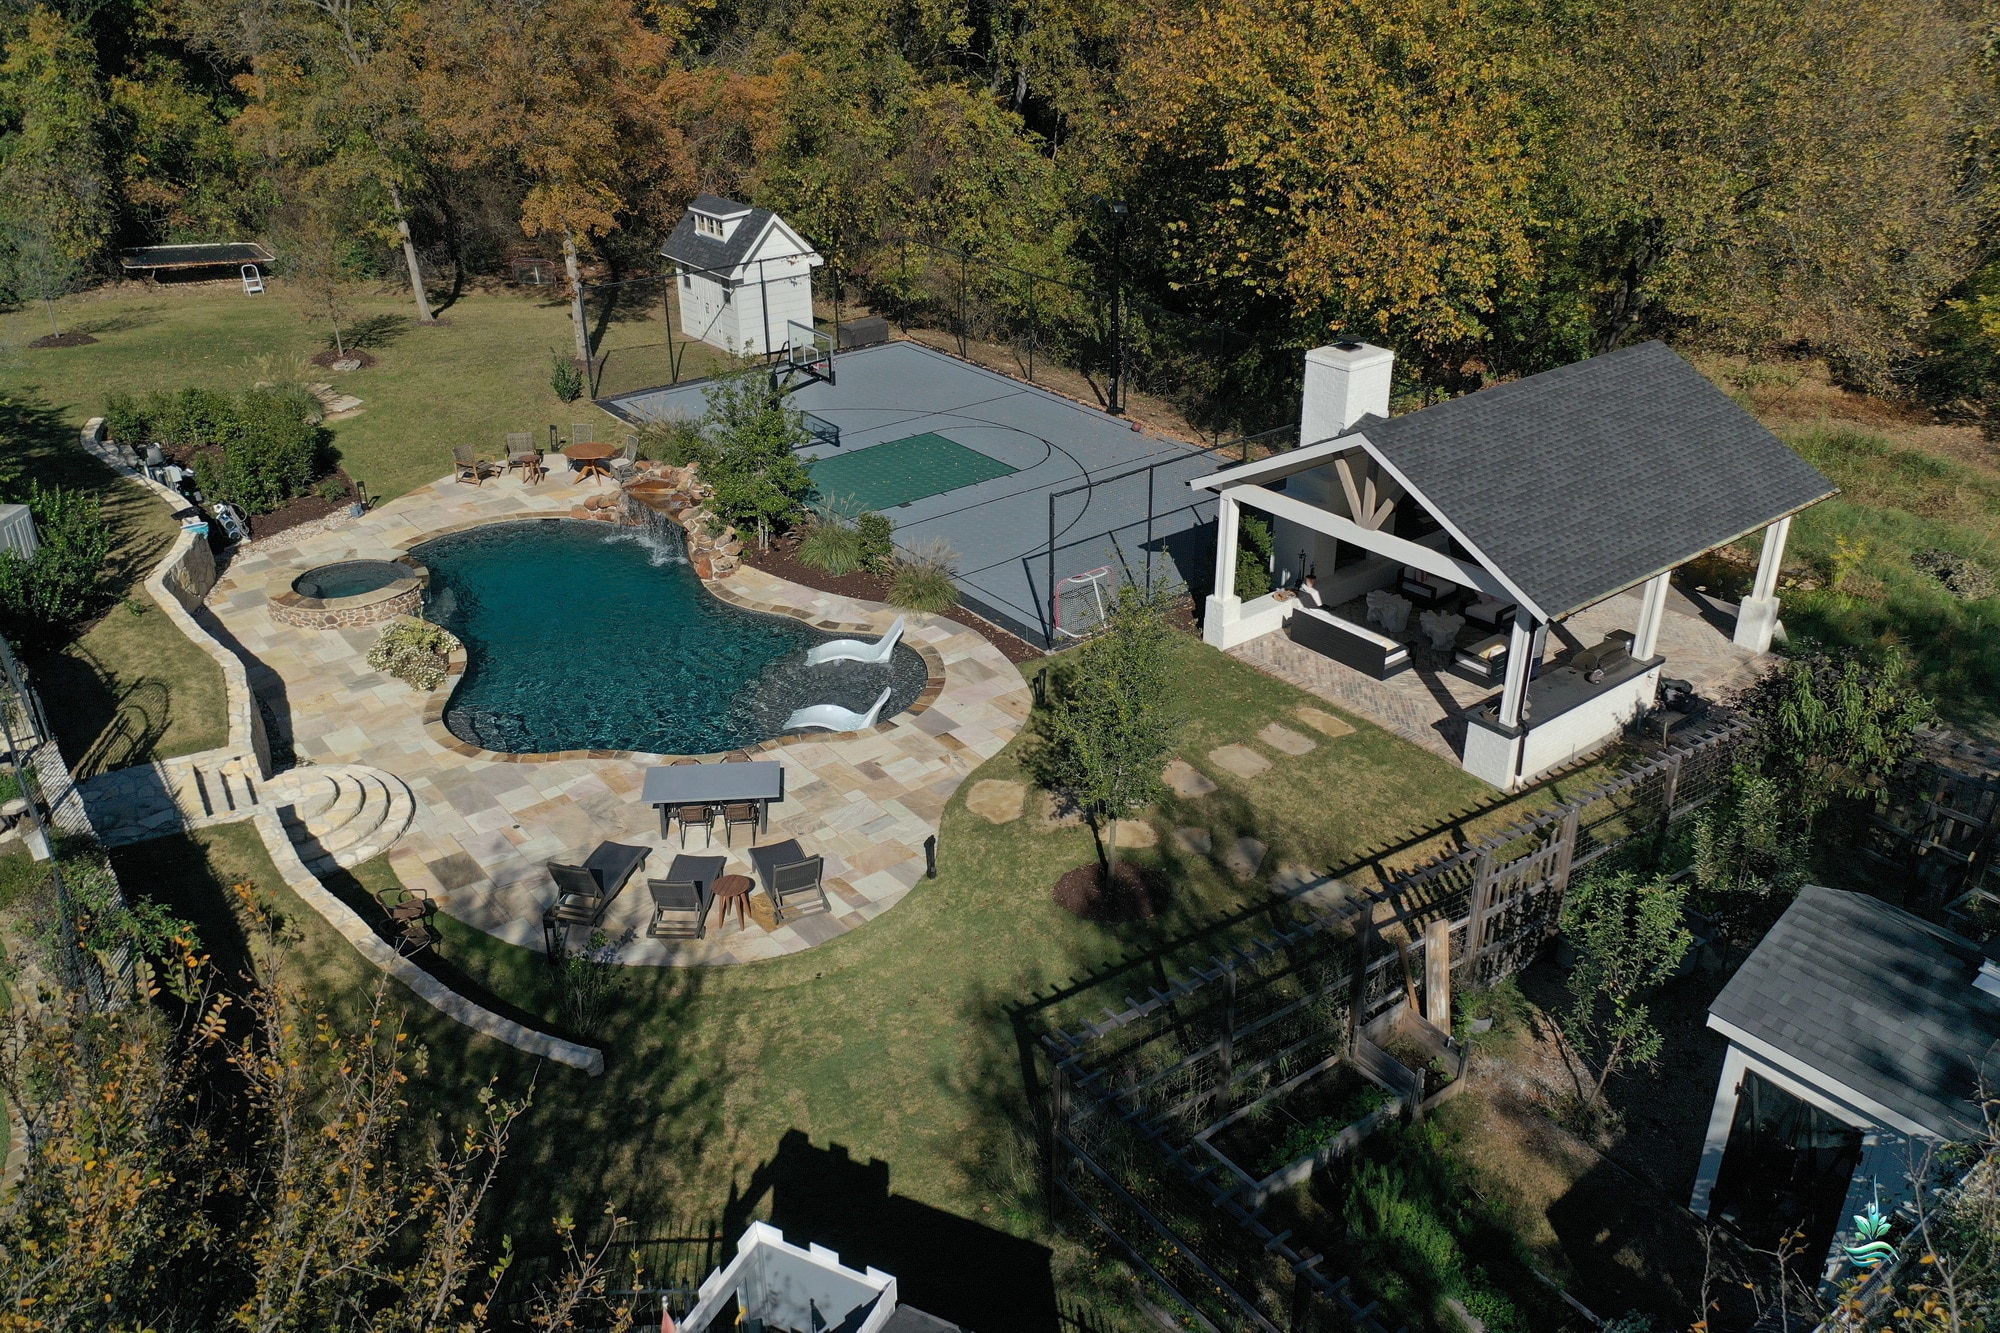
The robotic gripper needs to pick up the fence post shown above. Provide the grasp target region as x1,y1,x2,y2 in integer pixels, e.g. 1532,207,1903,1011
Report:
1048,1060,1071,1224
1550,808,1582,912
1654,753,1684,867
1465,849,1495,978
1218,962,1237,1107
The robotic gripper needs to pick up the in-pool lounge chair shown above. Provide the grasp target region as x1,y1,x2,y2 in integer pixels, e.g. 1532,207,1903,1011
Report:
543,841,649,949
748,839,830,924
645,853,726,941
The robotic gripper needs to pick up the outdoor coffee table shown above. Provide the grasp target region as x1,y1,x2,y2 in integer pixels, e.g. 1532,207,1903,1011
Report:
565,441,617,484
642,761,785,838
711,874,755,930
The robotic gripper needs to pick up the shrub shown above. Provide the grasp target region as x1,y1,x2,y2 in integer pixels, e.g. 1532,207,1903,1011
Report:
633,417,707,465
1235,512,1274,598
366,617,460,691
857,512,896,569
317,478,348,502
550,348,584,402
796,517,867,575
697,370,814,531
146,387,237,450
888,539,960,612
0,480,113,636
102,392,149,445
212,386,320,513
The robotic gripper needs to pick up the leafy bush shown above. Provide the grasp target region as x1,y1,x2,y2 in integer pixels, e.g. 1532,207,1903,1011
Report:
697,370,814,530
550,348,584,402
365,617,460,691
796,517,867,575
633,417,707,465
1258,1083,1395,1174
102,392,148,445
209,386,320,513
857,511,895,569
147,387,237,449
888,539,960,612
317,478,348,503
0,480,113,636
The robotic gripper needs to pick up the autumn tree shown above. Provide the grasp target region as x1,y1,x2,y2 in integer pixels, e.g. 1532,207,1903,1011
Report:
1115,0,1536,380
0,8,112,336
1535,0,1990,380
416,0,697,363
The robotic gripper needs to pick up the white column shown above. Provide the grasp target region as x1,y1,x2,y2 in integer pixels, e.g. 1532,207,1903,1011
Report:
1202,494,1243,649
1632,571,1671,661
1732,515,1792,652
1689,1045,1750,1217
1497,615,1536,729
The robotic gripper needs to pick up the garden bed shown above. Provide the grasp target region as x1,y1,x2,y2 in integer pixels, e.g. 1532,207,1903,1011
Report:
1198,1046,1411,1204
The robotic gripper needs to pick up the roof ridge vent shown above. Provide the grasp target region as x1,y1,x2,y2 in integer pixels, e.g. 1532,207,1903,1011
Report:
1976,957,2000,999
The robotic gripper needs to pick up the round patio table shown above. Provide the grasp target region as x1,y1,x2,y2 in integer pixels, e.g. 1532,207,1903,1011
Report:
712,873,755,930
565,441,617,484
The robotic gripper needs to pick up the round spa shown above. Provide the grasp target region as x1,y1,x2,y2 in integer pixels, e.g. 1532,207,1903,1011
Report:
271,557,427,629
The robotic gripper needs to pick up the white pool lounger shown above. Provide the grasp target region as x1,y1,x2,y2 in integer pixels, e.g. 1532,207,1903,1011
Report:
784,686,894,733
805,615,905,666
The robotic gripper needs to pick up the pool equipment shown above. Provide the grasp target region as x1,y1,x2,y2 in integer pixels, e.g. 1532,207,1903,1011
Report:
785,687,893,734
806,616,905,666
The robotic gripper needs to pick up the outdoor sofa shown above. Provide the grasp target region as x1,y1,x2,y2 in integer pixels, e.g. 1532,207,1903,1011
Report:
1287,606,1411,679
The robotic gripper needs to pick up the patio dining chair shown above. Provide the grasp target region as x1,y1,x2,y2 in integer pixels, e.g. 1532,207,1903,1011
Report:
722,800,760,846
645,854,725,940
569,421,596,447
504,431,539,476
748,839,830,924
453,445,496,487
610,436,640,481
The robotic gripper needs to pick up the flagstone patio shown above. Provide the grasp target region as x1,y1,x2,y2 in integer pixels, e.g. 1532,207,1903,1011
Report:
201,466,1031,966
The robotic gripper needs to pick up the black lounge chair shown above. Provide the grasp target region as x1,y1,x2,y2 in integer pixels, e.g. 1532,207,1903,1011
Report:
543,841,649,950
748,839,830,924
646,854,725,940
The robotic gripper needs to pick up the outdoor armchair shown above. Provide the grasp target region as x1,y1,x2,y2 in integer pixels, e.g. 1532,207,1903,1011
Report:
748,839,830,924
453,445,497,486
645,854,725,940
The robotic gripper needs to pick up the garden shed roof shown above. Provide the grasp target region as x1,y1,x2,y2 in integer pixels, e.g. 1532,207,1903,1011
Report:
1708,886,2000,1140
661,196,819,278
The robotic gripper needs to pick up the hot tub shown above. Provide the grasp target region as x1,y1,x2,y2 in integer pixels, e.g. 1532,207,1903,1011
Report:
271,557,427,628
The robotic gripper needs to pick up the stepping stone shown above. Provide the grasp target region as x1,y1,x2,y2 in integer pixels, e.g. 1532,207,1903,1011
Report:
966,779,1026,824
1172,826,1212,855
1257,722,1317,756
1223,836,1267,881
1207,744,1272,779
1293,706,1356,739
1111,819,1158,849
1267,862,1323,894
1162,758,1218,798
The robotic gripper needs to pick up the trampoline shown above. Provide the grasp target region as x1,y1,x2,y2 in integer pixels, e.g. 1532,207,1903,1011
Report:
602,341,1223,647
808,432,1017,511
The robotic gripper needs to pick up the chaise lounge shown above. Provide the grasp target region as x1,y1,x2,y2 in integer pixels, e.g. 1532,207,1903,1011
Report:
542,840,650,950
747,838,830,924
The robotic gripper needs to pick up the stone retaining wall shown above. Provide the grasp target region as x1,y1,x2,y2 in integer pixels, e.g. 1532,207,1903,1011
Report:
270,583,423,629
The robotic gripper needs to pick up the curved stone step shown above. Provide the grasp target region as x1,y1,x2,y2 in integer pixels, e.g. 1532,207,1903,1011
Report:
297,766,417,873
314,772,393,857
264,768,342,826
319,773,416,871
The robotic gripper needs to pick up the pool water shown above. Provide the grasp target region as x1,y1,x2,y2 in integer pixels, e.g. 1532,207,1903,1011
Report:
294,559,409,600
413,520,928,755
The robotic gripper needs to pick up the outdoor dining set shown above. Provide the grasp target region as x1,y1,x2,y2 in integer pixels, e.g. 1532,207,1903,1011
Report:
452,424,640,488
538,756,830,954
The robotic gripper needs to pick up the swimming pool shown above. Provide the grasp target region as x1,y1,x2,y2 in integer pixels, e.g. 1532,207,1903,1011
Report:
413,520,928,755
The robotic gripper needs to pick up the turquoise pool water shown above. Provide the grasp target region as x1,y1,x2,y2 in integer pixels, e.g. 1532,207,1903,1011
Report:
413,520,927,755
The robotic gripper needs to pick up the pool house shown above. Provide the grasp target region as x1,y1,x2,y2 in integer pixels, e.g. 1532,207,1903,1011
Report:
1193,339,1836,789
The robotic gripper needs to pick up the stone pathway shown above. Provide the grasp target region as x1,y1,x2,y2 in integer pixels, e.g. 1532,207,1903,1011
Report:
1256,722,1317,755
965,779,1026,824
1223,836,1267,881
1163,758,1218,798
1206,744,1272,779
198,469,1030,967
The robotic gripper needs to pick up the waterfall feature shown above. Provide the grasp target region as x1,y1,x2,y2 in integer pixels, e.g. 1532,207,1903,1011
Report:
620,488,690,565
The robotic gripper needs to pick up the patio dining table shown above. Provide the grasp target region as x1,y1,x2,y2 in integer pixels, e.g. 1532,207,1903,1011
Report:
565,440,618,484
641,761,785,839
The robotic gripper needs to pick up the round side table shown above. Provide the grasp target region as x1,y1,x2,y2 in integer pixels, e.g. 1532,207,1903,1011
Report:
712,873,755,930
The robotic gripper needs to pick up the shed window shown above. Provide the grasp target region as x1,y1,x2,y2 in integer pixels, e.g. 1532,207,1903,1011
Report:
694,214,723,238
681,272,691,289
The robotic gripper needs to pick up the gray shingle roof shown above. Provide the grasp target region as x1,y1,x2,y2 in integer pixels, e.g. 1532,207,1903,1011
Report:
662,196,811,275
1349,341,1835,618
1709,886,2000,1140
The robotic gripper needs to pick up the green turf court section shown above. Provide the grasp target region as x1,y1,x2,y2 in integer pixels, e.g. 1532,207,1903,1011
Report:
807,432,1018,510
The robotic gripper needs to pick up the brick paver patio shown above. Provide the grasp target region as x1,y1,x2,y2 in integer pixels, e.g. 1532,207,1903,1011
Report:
202,466,1030,967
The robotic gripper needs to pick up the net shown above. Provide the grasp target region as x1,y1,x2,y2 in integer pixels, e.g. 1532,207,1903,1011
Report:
1054,567,1115,640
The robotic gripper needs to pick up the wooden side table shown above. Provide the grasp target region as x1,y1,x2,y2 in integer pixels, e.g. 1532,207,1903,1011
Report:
712,873,755,930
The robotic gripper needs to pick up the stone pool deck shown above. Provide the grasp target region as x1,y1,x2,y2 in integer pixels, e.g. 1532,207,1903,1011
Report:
203,467,1031,966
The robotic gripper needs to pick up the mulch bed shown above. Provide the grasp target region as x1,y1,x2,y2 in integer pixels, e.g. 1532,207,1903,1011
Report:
147,440,361,544
1053,860,1169,923
309,348,379,369
30,332,98,348
741,530,1044,664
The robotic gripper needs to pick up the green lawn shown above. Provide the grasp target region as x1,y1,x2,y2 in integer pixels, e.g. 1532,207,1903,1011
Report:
103,636,1608,1326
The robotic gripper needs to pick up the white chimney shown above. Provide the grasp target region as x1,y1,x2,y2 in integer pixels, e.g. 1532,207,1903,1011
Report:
1301,340,1394,445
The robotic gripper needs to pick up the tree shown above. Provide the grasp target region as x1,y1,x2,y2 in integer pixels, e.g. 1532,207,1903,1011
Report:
695,369,814,533
0,479,113,638
1029,583,1181,876
1736,648,1937,821
0,8,112,336
1558,869,1692,1111
1535,0,1989,379
276,194,363,356
416,0,697,363
1689,765,1810,947
1115,0,1536,376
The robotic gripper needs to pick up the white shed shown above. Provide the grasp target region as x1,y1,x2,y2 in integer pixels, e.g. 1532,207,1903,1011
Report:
0,505,36,561
661,194,824,357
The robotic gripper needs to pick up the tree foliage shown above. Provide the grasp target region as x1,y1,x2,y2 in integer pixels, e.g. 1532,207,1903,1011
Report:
0,8,111,330
692,369,814,532
1559,869,1693,1109
1737,648,1937,819
0,478,113,637
1029,583,1181,870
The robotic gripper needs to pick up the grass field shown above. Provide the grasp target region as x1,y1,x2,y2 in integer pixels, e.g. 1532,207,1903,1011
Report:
103,636,1612,1328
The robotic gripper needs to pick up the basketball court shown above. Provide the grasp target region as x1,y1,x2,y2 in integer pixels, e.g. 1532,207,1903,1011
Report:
601,339,1224,647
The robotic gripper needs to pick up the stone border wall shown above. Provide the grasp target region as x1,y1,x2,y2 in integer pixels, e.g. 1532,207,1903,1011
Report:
397,514,947,765
269,562,426,630
81,423,272,777
249,806,604,1074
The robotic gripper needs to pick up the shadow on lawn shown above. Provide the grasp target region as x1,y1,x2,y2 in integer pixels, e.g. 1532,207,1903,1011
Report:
725,1129,1060,1332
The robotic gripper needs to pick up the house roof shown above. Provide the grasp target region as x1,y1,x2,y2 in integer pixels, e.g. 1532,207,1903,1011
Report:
661,196,819,276
1349,341,1834,617
1709,886,2000,1140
